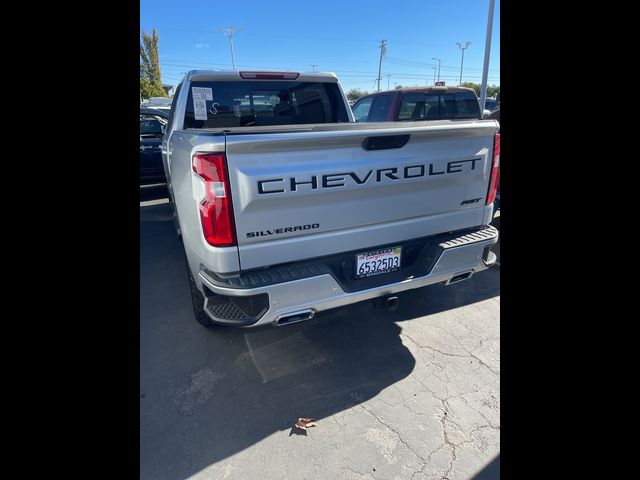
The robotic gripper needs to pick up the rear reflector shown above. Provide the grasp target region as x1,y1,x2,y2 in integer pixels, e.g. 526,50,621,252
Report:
486,133,500,205
239,71,300,80
192,153,237,247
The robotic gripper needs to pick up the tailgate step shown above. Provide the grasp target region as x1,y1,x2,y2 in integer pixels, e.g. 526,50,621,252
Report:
439,225,498,249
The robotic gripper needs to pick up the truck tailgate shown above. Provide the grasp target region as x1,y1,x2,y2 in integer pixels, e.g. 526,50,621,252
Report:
224,121,498,270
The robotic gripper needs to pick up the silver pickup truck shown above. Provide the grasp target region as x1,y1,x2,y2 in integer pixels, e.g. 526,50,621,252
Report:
162,70,499,328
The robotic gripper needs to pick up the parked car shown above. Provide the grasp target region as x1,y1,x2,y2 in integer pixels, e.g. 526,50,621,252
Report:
163,70,499,329
142,97,173,112
140,108,168,185
486,93,500,123
351,86,482,123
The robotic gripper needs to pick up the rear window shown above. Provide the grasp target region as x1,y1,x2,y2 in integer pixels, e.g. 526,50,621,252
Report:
397,91,481,121
183,80,349,129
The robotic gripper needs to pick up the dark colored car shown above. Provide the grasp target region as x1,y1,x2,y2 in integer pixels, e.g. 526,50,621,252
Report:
140,108,169,185
351,86,482,123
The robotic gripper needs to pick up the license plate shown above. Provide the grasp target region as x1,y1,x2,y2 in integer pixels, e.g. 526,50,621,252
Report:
356,247,402,278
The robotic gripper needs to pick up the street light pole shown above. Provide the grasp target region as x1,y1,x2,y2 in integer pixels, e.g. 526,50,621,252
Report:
479,0,496,113
431,57,441,82
220,26,240,70
432,67,437,85
456,41,472,85
386,74,392,90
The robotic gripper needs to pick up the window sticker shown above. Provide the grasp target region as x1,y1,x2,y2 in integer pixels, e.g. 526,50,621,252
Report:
192,87,213,120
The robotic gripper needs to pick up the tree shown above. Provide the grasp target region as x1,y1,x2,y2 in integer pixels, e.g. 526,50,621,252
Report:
461,82,500,99
346,88,369,101
140,28,166,99
394,85,403,90
461,82,481,96
487,85,500,98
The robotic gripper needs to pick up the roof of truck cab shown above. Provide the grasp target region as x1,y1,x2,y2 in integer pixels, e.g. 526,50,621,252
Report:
185,70,339,82
389,86,477,94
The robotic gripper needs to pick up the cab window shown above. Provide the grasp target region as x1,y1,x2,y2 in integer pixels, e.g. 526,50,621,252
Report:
369,95,391,122
352,97,373,122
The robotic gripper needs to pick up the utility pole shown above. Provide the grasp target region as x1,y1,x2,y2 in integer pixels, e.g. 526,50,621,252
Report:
431,57,441,82
456,41,472,85
377,39,387,92
308,64,317,72
220,26,240,70
479,0,496,113
386,74,392,90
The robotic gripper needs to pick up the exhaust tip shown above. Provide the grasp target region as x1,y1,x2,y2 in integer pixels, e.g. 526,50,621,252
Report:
371,295,400,311
386,296,400,311
275,309,316,327
446,271,474,285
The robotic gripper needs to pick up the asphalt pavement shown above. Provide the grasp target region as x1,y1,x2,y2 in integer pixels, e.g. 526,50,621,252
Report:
140,202,500,480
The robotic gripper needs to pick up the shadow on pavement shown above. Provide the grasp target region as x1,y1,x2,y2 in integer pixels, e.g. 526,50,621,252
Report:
471,453,500,479
140,203,500,480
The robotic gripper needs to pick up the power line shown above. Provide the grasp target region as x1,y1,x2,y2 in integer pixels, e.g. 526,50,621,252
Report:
387,56,498,73
158,61,499,76
147,25,454,48
158,63,499,83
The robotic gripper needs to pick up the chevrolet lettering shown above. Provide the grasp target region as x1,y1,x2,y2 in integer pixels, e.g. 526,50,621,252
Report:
257,159,481,194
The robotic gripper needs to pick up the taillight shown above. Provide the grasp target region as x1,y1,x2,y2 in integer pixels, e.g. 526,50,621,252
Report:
192,153,236,247
486,133,500,205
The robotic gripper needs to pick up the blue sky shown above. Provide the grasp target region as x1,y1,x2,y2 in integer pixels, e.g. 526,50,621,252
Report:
140,0,499,94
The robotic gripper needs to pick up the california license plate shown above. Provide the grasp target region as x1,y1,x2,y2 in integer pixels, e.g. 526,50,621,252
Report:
356,247,402,278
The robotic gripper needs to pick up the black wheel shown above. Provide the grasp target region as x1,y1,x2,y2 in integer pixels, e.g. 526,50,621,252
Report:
185,252,216,328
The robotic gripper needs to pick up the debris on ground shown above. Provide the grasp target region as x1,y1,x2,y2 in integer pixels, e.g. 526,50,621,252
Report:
295,418,317,430
290,418,317,436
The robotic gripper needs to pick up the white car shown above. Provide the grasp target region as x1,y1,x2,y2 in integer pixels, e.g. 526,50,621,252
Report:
143,97,173,111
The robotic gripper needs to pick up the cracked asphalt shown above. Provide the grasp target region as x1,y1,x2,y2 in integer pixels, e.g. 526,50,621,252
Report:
141,202,500,480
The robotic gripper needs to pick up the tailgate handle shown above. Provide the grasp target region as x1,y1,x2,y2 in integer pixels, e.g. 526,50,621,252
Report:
362,134,410,151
